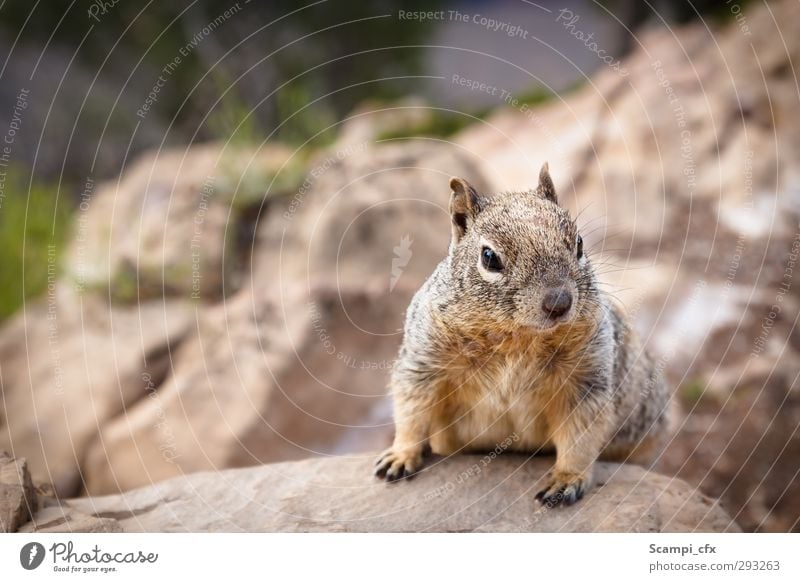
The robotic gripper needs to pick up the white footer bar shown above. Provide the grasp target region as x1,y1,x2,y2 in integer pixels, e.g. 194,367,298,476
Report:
1,533,797,581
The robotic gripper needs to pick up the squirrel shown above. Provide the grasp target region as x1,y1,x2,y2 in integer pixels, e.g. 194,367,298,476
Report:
374,164,669,506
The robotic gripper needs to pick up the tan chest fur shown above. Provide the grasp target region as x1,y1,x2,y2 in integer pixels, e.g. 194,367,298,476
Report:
428,328,589,455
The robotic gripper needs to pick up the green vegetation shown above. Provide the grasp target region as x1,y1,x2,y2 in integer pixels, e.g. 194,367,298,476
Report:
0,167,72,320
375,85,558,142
0,1,443,150
513,86,555,107
680,380,705,405
207,73,265,147
376,108,489,142
274,83,338,148
679,378,721,407
216,149,310,209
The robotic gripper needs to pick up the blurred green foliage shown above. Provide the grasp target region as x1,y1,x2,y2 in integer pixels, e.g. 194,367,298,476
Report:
679,378,723,409
206,72,265,146
274,83,338,147
0,0,443,148
0,1,444,319
375,85,559,141
680,380,706,405
376,109,486,141
0,168,72,320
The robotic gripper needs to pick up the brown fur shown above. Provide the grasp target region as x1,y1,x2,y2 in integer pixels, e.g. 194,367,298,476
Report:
374,165,669,507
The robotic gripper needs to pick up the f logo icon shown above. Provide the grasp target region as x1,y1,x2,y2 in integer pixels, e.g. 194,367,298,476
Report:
20,542,45,570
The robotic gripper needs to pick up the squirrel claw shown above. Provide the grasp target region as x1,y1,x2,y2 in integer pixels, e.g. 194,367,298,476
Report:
535,473,589,507
373,448,422,482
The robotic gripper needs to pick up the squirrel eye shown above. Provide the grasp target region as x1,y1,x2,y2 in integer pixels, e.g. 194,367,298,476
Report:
481,246,503,272
576,235,584,259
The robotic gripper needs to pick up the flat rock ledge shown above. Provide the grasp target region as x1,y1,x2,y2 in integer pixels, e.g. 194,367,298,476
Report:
1,451,738,533
55,454,739,533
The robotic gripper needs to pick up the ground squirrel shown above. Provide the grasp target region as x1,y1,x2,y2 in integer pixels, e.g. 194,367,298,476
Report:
374,164,669,506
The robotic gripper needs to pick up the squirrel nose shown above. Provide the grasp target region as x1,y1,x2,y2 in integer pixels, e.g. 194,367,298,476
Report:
542,287,572,319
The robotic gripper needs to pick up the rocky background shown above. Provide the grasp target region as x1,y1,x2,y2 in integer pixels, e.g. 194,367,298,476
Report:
1,0,798,532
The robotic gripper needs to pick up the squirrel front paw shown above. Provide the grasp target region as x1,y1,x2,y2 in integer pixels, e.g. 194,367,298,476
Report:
535,470,593,507
373,446,424,482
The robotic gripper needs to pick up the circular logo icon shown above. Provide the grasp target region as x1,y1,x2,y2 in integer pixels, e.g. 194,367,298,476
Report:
19,542,45,570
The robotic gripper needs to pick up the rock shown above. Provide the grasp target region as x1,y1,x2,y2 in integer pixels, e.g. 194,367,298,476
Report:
0,452,120,533
81,286,407,495
67,454,739,532
64,142,302,302
0,453,37,532
335,97,435,148
659,360,800,533
81,140,490,495
1,0,797,534
253,140,489,298
18,499,122,533
0,286,192,496
77,140,491,495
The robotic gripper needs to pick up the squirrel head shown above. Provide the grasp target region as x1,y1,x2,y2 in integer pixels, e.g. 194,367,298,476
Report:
446,163,598,334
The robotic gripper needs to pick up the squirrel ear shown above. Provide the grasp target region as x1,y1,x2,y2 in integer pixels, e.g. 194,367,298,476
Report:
449,177,481,242
536,162,557,203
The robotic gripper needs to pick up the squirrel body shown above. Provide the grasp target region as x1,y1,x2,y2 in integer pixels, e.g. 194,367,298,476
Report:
374,165,669,506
